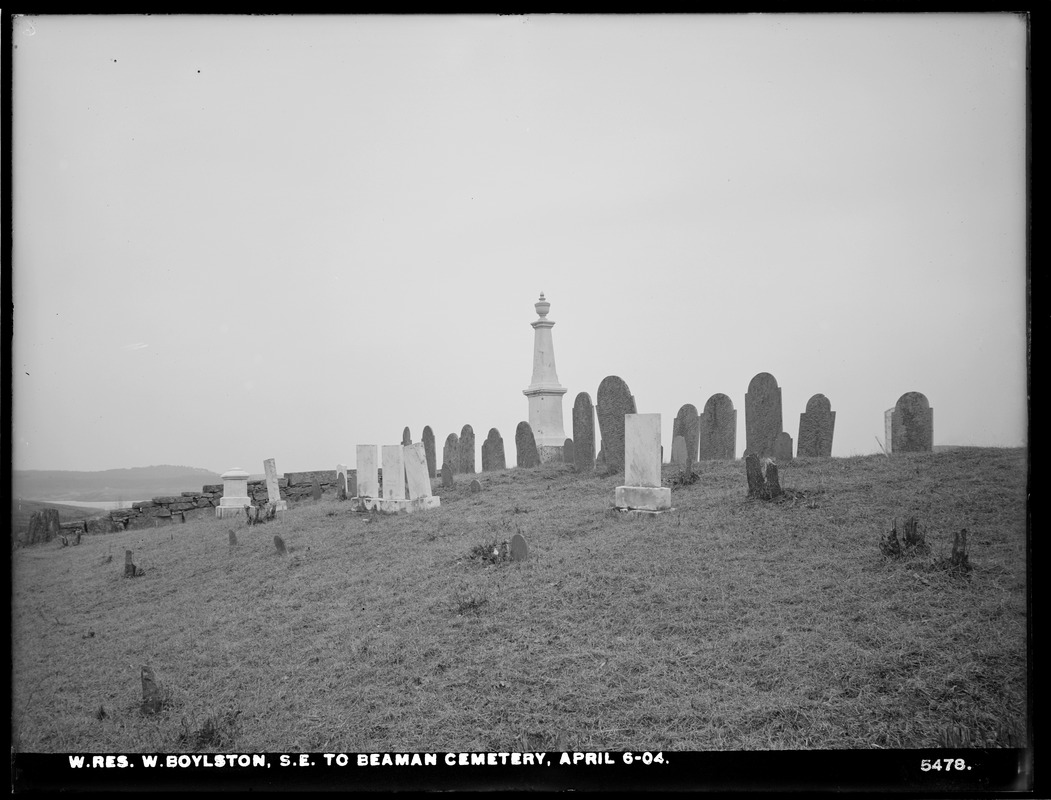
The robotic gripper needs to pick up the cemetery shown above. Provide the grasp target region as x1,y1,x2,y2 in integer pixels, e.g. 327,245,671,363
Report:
11,294,1028,759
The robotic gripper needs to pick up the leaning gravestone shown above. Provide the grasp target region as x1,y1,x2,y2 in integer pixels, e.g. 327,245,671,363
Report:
402,427,412,446
572,392,596,471
459,425,476,474
596,376,637,474
510,533,528,562
673,404,700,466
699,393,737,460
745,372,783,459
481,428,506,472
772,431,794,462
797,394,836,457
443,434,459,477
515,421,541,468
422,426,437,478
441,462,455,487
886,392,934,453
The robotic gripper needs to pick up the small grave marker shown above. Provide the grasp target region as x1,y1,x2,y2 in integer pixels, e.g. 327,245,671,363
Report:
442,462,454,487
510,533,528,562
124,550,138,578
140,665,162,714
228,530,237,546
274,535,286,555
310,478,322,501
470,479,481,493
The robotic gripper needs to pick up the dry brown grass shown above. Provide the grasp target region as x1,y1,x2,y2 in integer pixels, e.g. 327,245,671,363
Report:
11,448,1028,754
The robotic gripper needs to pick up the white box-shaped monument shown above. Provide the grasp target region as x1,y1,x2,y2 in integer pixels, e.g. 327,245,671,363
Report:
615,414,672,512
216,467,252,519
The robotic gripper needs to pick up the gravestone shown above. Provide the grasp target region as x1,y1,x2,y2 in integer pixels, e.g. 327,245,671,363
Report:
310,478,322,501
615,413,671,511
745,373,783,459
481,428,506,472
336,464,350,497
356,445,379,498
673,404,700,465
563,438,575,465
515,421,541,468
441,462,454,487
381,445,407,501
510,533,528,562
745,453,783,500
263,458,288,511
670,435,689,467
698,393,737,460
886,392,934,453
274,535,286,555
443,434,459,478
402,427,412,446
596,376,637,474
572,392,596,471
140,665,162,714
459,425,476,474
216,468,252,519
772,431,794,462
422,426,437,478
470,479,482,494
348,473,357,499
228,530,237,546
797,394,836,457
124,550,138,578
403,443,433,500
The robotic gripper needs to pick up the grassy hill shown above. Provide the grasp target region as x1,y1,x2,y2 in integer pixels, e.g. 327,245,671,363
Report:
11,499,112,539
11,449,1028,772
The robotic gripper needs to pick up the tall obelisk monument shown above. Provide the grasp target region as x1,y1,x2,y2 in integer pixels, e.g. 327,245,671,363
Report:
523,292,568,463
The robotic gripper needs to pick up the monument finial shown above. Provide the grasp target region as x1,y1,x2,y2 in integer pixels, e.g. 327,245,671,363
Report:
535,292,550,319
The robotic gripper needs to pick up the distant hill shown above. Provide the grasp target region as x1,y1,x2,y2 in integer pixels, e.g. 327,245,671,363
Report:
12,465,223,503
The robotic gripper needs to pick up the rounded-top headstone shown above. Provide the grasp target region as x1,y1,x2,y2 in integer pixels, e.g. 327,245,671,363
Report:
470,479,482,493
595,376,637,473
442,463,455,487
510,533,528,562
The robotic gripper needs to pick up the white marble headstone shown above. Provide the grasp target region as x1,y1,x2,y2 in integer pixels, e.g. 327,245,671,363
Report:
356,445,379,498
403,443,432,500
624,413,662,488
381,445,406,501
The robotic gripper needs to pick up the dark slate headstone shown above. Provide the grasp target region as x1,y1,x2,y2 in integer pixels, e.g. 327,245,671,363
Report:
671,435,688,467
563,438,575,465
348,473,357,499
572,392,596,471
274,535,287,555
672,404,700,466
459,425,476,474
699,393,737,460
228,529,237,546
470,479,482,494
595,376,637,473
422,426,437,479
888,392,934,453
745,372,783,459
797,394,836,457
441,462,454,487
141,665,162,714
443,433,459,477
401,427,412,446
772,431,794,462
481,427,507,472
515,421,540,468
311,478,322,501
510,533,528,562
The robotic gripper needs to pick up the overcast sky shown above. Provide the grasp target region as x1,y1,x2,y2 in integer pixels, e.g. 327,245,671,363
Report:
12,13,1028,476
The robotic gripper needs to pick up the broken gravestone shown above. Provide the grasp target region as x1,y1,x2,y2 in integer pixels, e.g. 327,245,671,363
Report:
124,550,139,578
745,453,783,501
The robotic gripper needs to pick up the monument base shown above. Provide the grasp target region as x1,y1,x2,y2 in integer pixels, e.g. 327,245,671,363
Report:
352,496,440,514
615,485,672,512
216,501,251,519
269,500,288,512
537,445,564,464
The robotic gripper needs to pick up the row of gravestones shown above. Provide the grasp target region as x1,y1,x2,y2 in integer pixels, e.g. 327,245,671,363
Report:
400,422,552,476
569,373,933,471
